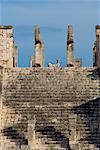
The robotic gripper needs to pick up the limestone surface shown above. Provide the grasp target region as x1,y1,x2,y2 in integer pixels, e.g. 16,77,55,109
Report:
0,67,100,150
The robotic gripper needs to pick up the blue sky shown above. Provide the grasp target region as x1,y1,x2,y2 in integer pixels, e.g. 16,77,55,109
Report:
0,0,100,67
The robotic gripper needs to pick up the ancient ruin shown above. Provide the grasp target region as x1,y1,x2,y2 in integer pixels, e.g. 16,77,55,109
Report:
0,25,100,150
67,25,74,67
0,26,18,68
30,25,45,67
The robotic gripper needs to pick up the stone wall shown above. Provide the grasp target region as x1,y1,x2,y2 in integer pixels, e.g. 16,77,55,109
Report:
0,67,100,150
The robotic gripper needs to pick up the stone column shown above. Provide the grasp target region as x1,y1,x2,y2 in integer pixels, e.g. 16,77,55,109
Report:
34,26,45,67
13,46,18,67
30,56,35,67
28,119,36,146
95,25,100,68
93,41,96,67
67,25,74,67
0,26,15,68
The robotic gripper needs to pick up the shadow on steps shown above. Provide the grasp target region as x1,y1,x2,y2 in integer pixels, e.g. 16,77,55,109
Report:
72,97,100,148
37,125,71,150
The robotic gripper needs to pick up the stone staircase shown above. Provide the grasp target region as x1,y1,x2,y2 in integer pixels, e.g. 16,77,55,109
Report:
0,67,100,150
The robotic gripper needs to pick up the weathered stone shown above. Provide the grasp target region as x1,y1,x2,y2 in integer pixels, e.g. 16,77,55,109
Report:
0,67,100,150
93,41,96,67
75,58,82,67
67,25,74,67
30,56,35,68
0,25,100,150
0,26,18,68
13,46,18,67
30,26,45,67
95,25,100,69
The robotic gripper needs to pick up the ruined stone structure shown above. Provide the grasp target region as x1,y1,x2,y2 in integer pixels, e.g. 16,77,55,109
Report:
0,25,100,150
30,56,35,68
67,25,82,68
13,46,18,67
48,60,61,68
67,26,74,67
0,26,18,68
75,58,82,67
93,41,96,67
95,26,100,67
94,26,100,68
30,26,45,67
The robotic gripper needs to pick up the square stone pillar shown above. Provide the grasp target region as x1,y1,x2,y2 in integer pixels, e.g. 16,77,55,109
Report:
95,25,100,68
67,25,74,67
0,26,17,68
34,26,45,67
